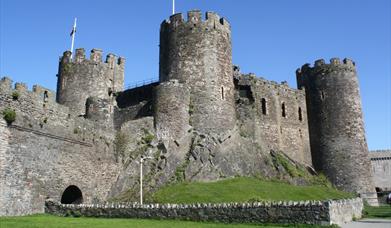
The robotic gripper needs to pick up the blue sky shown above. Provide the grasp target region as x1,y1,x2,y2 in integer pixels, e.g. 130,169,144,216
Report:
0,0,390,150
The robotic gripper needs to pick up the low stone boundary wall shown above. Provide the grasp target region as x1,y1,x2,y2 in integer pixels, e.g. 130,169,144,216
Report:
45,198,363,226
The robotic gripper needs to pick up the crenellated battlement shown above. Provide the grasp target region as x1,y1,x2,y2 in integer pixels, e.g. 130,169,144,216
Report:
61,48,125,67
161,10,230,33
0,77,56,102
296,58,356,76
236,73,305,97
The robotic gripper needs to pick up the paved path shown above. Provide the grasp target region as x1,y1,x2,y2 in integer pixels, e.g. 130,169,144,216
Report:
342,218,391,228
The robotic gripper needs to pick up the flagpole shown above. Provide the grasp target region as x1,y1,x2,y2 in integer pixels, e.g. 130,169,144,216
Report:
70,18,77,59
172,0,175,15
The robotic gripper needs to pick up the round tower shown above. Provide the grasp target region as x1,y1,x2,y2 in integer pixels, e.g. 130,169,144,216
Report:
56,48,125,115
154,80,190,145
85,97,113,125
296,58,377,205
159,10,236,134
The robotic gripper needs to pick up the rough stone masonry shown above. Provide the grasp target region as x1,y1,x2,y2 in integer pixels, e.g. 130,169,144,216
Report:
0,10,380,216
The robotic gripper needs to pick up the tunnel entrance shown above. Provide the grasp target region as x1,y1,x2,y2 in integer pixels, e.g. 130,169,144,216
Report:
60,185,83,204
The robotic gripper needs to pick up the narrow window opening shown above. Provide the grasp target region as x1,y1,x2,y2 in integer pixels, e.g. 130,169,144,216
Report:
43,91,49,103
298,107,303,121
261,98,267,115
281,102,286,117
221,87,224,100
320,91,325,100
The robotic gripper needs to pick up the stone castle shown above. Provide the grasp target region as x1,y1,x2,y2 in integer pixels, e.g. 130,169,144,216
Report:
0,10,381,216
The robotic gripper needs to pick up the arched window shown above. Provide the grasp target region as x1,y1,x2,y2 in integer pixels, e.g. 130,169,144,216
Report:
298,107,303,121
261,98,267,115
281,102,286,117
61,185,83,204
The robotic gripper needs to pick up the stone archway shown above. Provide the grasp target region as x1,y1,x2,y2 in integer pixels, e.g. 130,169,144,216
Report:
60,185,83,204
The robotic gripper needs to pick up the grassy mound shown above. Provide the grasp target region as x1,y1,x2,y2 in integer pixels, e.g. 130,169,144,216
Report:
152,177,353,204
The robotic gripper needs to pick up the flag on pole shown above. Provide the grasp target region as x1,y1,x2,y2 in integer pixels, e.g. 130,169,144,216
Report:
70,27,76,36
70,18,77,36
70,18,77,58
172,0,175,15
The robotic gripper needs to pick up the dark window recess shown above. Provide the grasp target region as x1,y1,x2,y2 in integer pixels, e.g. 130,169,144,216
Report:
261,98,267,115
238,85,254,103
298,107,303,121
43,91,49,103
221,87,224,100
282,102,286,117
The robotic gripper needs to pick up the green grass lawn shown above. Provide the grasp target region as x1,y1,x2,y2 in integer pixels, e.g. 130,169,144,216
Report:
363,204,391,219
152,177,353,204
0,214,339,228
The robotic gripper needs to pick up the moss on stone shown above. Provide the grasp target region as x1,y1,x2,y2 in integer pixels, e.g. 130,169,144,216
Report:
11,91,20,100
2,108,16,124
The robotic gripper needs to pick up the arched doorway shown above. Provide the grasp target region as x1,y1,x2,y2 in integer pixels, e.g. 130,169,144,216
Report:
60,185,83,204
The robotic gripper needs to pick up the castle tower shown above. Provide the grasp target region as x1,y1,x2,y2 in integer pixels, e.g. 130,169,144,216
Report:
297,58,378,205
159,10,236,134
154,80,190,146
57,48,125,115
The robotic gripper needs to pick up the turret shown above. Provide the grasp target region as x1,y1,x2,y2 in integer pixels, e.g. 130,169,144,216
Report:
159,10,235,134
56,48,125,115
297,58,378,205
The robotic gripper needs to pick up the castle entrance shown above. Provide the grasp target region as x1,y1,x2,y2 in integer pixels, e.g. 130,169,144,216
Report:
60,185,83,204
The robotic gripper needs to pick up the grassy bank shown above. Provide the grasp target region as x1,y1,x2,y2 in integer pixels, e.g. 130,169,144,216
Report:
152,177,353,204
363,205,391,219
0,214,339,228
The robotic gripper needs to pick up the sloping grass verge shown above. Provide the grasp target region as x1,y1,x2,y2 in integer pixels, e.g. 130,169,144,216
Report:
152,177,353,204
363,204,391,219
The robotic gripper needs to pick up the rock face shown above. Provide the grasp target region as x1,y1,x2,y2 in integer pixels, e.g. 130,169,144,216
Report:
0,10,379,215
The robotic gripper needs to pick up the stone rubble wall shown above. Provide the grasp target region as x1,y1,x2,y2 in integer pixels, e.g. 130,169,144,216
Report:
160,11,236,135
235,74,312,165
369,150,391,191
296,59,377,204
0,78,121,216
56,49,125,115
45,198,363,226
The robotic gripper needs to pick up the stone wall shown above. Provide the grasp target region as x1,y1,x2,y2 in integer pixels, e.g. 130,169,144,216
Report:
370,150,391,191
154,80,190,146
0,78,121,216
45,198,363,226
297,59,377,205
159,11,236,134
57,49,125,115
234,73,311,165
114,83,157,129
